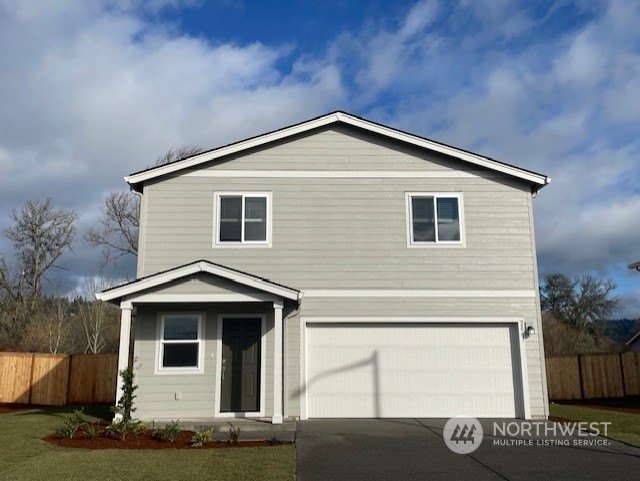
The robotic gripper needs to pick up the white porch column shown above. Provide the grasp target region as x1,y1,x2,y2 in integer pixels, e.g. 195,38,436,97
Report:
115,302,133,407
272,299,284,424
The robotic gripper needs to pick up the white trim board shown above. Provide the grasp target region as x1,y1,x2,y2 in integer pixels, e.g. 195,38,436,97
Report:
126,293,278,303
302,289,537,298
184,170,479,179
301,316,524,324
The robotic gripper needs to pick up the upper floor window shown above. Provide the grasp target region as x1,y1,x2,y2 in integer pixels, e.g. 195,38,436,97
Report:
214,192,272,247
406,193,464,246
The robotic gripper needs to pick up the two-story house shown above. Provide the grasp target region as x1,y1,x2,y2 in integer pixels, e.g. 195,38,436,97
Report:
98,111,551,423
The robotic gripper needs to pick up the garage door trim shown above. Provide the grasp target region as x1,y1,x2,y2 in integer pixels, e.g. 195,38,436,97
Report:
299,316,531,420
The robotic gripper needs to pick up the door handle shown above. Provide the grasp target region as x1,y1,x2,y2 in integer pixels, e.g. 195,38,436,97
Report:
222,358,226,381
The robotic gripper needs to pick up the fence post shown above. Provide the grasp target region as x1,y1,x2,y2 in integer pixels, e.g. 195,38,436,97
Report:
66,354,74,405
577,354,585,400
619,352,626,397
27,354,35,405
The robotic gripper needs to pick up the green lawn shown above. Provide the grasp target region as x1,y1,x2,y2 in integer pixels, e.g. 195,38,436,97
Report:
0,405,295,481
549,403,640,448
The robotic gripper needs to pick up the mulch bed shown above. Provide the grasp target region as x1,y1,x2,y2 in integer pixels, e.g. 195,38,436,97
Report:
43,424,292,450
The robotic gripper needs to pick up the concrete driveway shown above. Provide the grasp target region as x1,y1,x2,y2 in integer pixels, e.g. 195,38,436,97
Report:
296,419,640,481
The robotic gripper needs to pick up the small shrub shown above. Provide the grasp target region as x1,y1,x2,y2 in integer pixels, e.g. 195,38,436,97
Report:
56,409,87,439
81,424,99,439
227,423,241,444
269,435,281,446
129,421,151,437
189,428,213,447
153,421,182,443
106,419,126,439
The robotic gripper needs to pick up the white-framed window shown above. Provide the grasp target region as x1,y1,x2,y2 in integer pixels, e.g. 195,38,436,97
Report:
214,192,272,247
157,313,204,373
406,192,464,246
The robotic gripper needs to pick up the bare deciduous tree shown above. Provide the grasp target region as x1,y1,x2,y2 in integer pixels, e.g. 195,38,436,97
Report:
85,146,204,265
4,197,77,308
85,190,140,263
153,145,204,167
78,276,120,353
540,273,619,330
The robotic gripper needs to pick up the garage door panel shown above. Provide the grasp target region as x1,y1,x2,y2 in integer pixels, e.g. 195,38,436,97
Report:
306,323,521,418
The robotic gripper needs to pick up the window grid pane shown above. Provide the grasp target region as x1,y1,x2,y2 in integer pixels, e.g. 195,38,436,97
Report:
436,197,461,241
412,196,436,242
163,316,198,340
219,196,242,241
162,343,198,368
244,197,267,241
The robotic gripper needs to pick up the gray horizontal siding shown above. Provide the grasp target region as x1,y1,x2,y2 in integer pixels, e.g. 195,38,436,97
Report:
140,173,537,292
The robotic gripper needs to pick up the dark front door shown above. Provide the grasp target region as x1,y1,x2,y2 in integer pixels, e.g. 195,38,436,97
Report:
220,318,261,412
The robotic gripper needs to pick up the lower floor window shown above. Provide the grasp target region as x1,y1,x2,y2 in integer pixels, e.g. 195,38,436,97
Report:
159,313,203,370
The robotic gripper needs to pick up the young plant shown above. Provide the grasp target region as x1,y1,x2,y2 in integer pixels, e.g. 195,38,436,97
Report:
109,365,138,439
227,423,241,444
152,420,182,443
129,421,151,437
56,408,87,439
189,428,213,447
81,424,99,439
110,366,138,428
105,419,126,439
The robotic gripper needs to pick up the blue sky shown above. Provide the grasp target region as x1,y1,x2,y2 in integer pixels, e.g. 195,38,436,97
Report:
1,0,639,317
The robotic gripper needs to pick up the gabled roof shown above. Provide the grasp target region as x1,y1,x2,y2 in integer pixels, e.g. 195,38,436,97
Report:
126,111,550,193
96,260,300,303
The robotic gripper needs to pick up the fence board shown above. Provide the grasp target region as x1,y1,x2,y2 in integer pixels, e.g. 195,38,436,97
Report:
622,351,640,395
545,356,581,400
0,353,33,403
0,352,117,406
579,353,625,399
29,355,70,405
68,354,118,404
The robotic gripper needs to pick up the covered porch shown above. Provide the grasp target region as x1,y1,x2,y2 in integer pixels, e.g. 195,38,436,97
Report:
96,260,300,424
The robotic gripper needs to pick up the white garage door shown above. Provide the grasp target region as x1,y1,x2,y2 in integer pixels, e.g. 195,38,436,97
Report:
306,323,522,418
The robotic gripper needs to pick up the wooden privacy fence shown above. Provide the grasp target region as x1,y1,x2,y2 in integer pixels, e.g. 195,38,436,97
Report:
546,352,640,401
0,352,118,406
